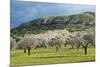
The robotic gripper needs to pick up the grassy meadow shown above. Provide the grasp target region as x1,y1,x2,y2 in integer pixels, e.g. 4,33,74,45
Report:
10,47,95,66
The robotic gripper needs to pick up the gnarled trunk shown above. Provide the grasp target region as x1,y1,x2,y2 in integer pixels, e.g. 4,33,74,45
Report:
84,47,87,55
83,44,88,55
27,47,31,55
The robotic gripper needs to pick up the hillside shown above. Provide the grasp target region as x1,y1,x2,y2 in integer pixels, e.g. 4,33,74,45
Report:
11,12,95,36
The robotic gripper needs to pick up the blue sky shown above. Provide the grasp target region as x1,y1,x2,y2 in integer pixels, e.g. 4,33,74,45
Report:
11,0,95,28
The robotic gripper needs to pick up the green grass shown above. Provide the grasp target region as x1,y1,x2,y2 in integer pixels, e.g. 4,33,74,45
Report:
10,47,95,66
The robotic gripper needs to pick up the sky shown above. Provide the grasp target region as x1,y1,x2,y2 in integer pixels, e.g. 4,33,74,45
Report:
11,0,96,28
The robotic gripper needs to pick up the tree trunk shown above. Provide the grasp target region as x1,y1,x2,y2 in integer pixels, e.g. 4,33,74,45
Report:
27,47,31,55
84,47,87,55
93,44,95,47
24,49,26,53
10,47,12,50
34,47,37,50
56,46,58,51
64,43,67,47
